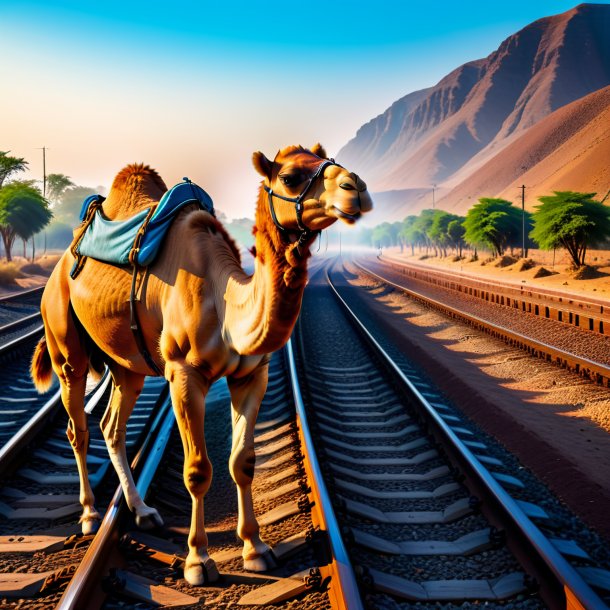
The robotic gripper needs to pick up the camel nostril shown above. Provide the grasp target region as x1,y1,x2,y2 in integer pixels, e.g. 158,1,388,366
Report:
339,182,356,191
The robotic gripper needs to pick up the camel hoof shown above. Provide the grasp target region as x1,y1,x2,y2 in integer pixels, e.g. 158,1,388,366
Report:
184,557,219,586
135,508,163,530
244,549,279,572
81,516,101,536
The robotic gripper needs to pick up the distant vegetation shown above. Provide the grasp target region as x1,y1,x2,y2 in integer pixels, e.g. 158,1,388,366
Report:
366,191,609,270
0,152,52,261
0,156,256,255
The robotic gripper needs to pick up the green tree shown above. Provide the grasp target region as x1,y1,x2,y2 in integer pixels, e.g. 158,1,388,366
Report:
412,209,441,254
391,221,403,251
372,223,393,249
400,215,423,255
530,191,610,268
428,211,462,257
464,198,526,257
0,182,52,261
46,173,75,203
54,185,100,225
447,217,466,257
0,151,28,188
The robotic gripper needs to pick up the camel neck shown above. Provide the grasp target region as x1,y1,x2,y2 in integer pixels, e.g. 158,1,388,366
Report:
222,187,311,355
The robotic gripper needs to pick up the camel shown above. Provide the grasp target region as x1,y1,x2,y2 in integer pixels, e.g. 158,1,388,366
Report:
30,143,372,585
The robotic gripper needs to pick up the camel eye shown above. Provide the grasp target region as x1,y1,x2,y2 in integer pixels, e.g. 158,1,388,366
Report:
279,173,303,188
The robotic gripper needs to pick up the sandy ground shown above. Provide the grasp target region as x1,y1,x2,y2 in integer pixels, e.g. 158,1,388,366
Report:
0,254,62,296
381,246,610,300
343,257,610,540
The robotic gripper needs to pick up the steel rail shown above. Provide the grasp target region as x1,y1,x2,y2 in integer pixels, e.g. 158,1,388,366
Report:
0,369,111,478
286,340,365,610
57,387,173,610
0,323,44,360
0,311,42,335
355,259,610,386
0,285,44,303
326,265,606,610
380,253,610,312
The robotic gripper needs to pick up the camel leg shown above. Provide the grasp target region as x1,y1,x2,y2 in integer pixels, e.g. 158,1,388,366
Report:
42,286,102,535
56,363,102,534
100,366,163,529
167,362,218,586
227,361,277,572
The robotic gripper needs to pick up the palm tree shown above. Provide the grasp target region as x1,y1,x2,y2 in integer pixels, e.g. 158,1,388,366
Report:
0,181,52,261
0,151,28,188
46,173,75,203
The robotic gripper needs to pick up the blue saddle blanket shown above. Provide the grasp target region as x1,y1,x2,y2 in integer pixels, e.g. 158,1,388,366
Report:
76,179,214,267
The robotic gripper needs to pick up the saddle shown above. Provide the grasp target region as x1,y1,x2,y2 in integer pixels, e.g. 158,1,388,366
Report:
70,178,214,277
69,178,215,375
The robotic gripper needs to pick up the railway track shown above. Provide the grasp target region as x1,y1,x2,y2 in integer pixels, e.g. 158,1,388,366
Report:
0,338,349,607
357,256,610,387
288,259,610,609
379,253,610,337
0,287,44,346
2,260,609,608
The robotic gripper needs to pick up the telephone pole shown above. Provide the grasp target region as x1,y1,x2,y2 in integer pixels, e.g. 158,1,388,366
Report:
432,184,437,209
520,184,526,258
37,146,48,197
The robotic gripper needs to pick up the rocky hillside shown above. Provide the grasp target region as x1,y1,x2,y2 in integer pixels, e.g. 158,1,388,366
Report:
338,3,610,205
439,86,610,212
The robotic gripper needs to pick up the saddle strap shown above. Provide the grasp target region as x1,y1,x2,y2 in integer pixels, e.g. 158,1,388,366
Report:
69,195,106,280
129,265,164,376
128,204,158,266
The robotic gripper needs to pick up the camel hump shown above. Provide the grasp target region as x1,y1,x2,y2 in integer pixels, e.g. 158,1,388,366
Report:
111,163,168,193
102,164,169,220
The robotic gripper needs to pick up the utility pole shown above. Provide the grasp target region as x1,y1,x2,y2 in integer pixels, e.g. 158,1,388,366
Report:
520,184,526,259
432,184,437,209
37,146,48,197
36,147,48,257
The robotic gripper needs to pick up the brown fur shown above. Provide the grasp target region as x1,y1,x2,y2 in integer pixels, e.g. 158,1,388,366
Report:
111,163,168,193
187,210,241,264
31,337,53,393
34,147,372,585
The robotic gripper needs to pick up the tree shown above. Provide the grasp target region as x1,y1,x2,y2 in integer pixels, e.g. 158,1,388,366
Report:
372,223,393,249
530,191,610,268
400,215,423,255
464,198,526,257
447,217,466,257
0,151,28,188
0,182,52,261
46,173,75,203
428,211,462,257
54,185,100,225
412,209,438,254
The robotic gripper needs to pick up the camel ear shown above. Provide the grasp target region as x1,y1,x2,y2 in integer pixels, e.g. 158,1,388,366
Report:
252,151,273,178
311,143,328,159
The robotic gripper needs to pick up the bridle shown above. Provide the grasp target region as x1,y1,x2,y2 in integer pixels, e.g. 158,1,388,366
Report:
264,158,338,255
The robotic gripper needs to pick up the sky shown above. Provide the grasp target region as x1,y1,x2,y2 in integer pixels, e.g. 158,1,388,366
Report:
0,0,602,220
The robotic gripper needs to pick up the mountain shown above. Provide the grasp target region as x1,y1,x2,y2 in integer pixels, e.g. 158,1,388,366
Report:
338,3,610,205
438,85,610,212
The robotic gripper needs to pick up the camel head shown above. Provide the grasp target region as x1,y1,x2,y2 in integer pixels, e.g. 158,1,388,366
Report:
253,144,373,235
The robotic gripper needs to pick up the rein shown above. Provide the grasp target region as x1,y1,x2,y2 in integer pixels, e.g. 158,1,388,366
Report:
263,158,338,257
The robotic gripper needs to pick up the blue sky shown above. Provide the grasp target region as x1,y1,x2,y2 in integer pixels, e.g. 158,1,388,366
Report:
0,1,604,218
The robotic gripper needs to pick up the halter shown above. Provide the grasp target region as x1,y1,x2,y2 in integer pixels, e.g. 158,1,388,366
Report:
264,158,338,254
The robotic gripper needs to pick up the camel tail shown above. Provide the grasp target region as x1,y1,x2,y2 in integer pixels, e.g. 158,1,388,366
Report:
31,337,54,394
